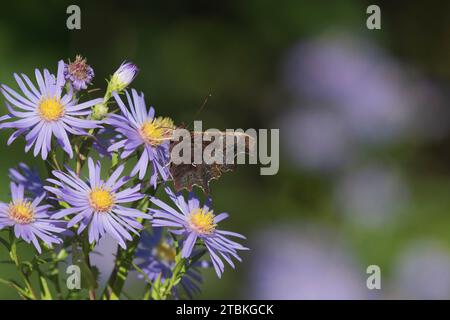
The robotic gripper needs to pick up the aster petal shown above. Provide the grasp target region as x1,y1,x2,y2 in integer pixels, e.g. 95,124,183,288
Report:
150,197,187,220
55,60,65,98
34,69,46,96
68,209,91,228
151,219,185,228
43,69,56,97
101,214,126,248
20,73,41,98
0,116,39,129
0,114,11,122
13,74,39,103
31,193,45,208
88,158,100,187
25,120,44,142
107,139,126,152
52,121,74,158
52,207,84,219
62,115,99,129
1,85,35,109
165,187,189,215
113,91,137,127
181,232,197,258
150,210,186,224
67,97,103,112
14,73,40,105
213,213,229,224
5,101,35,118
104,164,125,189
114,205,151,219
205,243,225,278
7,128,27,145
215,229,246,239
130,149,149,179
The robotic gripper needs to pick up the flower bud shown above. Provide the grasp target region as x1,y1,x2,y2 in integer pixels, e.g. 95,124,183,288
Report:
107,61,139,93
91,103,109,120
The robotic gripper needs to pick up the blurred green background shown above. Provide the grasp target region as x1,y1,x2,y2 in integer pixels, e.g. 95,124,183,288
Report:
1,0,450,299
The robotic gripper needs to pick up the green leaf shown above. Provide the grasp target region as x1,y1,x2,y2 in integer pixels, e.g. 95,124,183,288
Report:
131,261,153,286
20,261,34,276
39,275,53,300
151,273,163,300
58,201,70,209
111,152,119,168
0,236,10,250
33,257,49,265
56,248,68,261
0,277,33,300
9,239,18,265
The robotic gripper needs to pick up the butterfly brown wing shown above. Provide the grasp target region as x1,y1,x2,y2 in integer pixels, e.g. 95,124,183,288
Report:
169,131,254,194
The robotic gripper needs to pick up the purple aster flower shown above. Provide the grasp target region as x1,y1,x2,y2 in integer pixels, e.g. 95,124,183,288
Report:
334,165,409,228
281,33,424,144
108,61,139,93
248,223,369,299
45,158,151,248
392,240,450,299
106,89,175,188
64,55,95,91
0,183,65,253
9,162,45,197
0,60,103,160
150,187,248,278
136,227,209,298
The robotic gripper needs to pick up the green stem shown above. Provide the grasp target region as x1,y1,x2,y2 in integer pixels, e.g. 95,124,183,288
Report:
143,283,152,300
51,150,62,171
48,251,64,300
154,247,206,300
75,133,94,176
159,253,187,300
10,237,38,299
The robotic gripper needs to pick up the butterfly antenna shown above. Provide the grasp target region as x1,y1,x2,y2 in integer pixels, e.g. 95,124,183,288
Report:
187,94,212,129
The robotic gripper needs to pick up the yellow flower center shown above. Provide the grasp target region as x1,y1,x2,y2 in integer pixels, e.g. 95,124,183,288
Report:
188,208,216,234
155,241,176,262
139,117,175,146
89,188,115,212
8,201,35,224
38,97,64,121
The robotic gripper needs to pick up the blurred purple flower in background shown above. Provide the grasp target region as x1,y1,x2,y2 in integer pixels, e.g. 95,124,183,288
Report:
278,107,354,171
334,165,410,228
248,223,370,299
390,240,450,299
135,228,209,298
280,32,446,149
9,162,45,197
